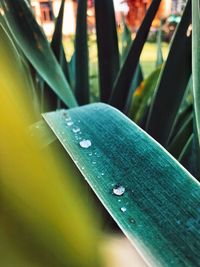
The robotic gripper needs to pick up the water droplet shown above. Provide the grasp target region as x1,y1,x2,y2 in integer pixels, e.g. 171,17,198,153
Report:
72,127,80,133
67,121,73,126
130,218,136,224
61,131,65,135
101,172,105,176
92,161,96,164
120,207,127,213
118,199,121,203
113,185,125,196
81,166,85,170
79,139,92,148
64,115,71,121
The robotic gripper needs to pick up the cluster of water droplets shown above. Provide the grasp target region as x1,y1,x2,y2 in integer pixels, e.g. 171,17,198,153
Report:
112,185,128,213
61,110,135,224
62,111,104,173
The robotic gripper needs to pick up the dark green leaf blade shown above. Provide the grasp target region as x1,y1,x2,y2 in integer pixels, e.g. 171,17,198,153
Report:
43,103,200,267
168,113,193,159
156,21,163,67
95,0,120,102
179,134,199,178
0,0,77,108
192,0,200,148
121,19,132,64
109,0,161,111
146,0,191,146
129,66,161,124
51,0,71,85
75,0,89,105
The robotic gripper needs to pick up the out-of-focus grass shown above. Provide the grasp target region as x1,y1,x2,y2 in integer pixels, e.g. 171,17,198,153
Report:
63,35,169,101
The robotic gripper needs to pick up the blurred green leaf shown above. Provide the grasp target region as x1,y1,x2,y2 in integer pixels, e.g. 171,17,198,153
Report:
0,85,100,267
0,0,77,108
168,113,193,159
125,63,144,114
109,0,161,111
179,131,200,179
75,0,89,105
129,67,161,124
44,103,200,267
0,24,36,122
95,0,120,102
156,21,163,67
121,18,132,64
146,0,191,146
51,0,71,86
192,0,200,153
168,100,193,146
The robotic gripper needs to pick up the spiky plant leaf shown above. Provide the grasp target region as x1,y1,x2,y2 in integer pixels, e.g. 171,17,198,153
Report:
95,0,120,102
156,21,163,67
0,24,36,122
75,0,89,105
51,0,71,85
0,78,100,267
43,103,200,267
0,0,77,108
129,67,161,124
192,0,200,157
109,0,161,111
146,0,191,146
168,113,193,159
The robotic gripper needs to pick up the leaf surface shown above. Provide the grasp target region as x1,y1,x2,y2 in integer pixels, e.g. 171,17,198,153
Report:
43,103,200,267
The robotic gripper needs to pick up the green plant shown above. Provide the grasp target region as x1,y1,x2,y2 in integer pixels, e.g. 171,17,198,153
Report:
0,0,200,266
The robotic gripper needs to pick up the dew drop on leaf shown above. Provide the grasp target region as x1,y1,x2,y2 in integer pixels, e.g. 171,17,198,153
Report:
120,207,127,213
67,121,74,126
79,139,92,148
72,127,80,133
113,185,125,196
130,218,136,224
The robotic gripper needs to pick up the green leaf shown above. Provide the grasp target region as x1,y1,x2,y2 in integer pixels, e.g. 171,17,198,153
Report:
125,63,144,114
146,0,191,146
51,0,71,86
168,113,193,159
0,24,36,122
109,0,161,111
179,133,200,179
0,0,77,108
192,0,200,149
95,0,120,102
156,21,163,67
129,67,161,124
0,80,100,267
43,103,200,267
121,18,132,64
29,120,57,147
168,101,193,147
75,0,89,105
